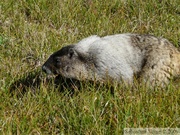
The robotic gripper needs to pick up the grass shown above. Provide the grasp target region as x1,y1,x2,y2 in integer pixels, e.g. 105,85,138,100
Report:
0,0,180,134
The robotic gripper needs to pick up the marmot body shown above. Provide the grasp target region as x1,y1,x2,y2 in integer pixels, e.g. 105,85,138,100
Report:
42,33,180,87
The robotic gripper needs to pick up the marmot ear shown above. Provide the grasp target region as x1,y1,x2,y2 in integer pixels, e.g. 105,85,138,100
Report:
68,48,75,58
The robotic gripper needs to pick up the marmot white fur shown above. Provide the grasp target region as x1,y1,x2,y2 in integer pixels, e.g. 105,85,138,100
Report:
42,33,180,87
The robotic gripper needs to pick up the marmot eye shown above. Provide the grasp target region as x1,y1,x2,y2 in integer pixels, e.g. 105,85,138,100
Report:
54,57,61,63
54,57,62,67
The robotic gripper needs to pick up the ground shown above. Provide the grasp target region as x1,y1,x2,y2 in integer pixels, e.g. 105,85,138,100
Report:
0,0,179,134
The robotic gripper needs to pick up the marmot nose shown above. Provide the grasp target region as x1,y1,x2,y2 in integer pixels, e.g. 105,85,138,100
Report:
42,65,53,74
42,65,47,73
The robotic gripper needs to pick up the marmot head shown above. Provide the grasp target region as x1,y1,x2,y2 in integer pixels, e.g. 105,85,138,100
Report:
42,45,92,80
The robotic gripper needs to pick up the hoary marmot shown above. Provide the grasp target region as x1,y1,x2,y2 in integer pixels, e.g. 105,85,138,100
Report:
42,33,180,87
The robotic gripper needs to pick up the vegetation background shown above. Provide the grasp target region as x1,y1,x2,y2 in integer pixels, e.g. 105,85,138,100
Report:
0,0,180,134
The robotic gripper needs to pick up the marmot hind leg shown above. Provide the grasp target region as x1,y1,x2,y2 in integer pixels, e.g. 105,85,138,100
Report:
140,48,175,87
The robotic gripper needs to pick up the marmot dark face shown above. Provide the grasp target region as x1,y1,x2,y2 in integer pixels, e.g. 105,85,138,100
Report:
42,45,92,80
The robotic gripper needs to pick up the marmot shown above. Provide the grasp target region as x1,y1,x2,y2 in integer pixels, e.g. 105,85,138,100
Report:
42,33,180,87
